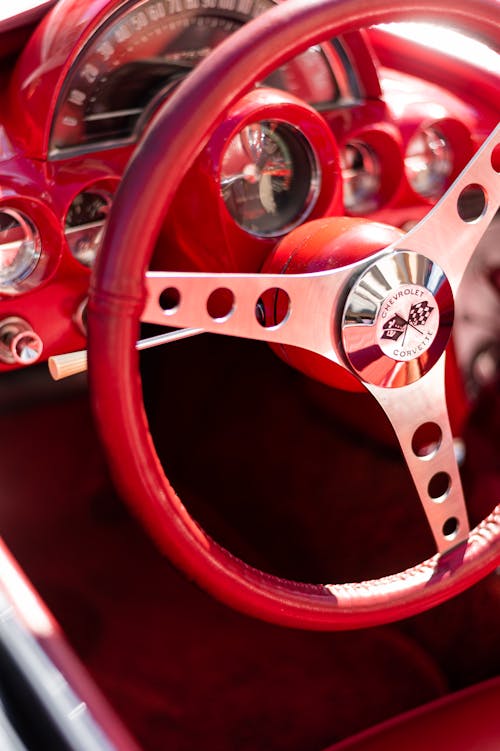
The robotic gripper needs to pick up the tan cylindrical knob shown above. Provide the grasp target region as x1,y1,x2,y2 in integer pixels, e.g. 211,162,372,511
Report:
48,350,88,380
48,326,204,381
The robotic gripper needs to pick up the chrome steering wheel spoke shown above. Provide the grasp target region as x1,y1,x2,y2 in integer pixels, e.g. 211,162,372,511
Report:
366,356,469,554
143,265,357,364
398,124,500,294
337,128,499,553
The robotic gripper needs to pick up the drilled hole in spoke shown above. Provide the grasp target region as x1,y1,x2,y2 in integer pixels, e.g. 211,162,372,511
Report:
442,517,459,541
428,472,451,502
491,144,500,173
457,184,487,222
412,422,442,459
160,287,180,313
256,288,291,328
207,288,235,322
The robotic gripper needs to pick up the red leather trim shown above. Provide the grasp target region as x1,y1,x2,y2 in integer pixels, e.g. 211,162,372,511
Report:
89,0,500,629
324,678,500,750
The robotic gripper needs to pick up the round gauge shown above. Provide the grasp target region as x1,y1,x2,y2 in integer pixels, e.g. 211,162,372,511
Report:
65,190,112,267
0,209,41,291
220,120,320,237
341,141,381,214
49,0,338,156
405,126,453,198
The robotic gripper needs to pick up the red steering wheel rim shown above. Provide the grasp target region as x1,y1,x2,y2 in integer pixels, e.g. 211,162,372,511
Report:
89,0,500,630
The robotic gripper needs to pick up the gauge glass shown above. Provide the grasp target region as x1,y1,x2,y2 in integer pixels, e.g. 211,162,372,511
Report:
49,0,339,156
220,120,320,237
0,209,41,289
65,190,112,267
341,142,381,214
405,127,453,198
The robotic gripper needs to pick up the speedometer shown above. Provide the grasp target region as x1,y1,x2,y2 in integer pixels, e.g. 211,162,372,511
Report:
49,0,339,157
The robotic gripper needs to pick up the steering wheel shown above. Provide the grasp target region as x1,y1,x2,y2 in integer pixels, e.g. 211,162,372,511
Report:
88,0,500,630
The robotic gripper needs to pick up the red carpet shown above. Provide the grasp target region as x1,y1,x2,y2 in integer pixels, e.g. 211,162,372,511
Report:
0,342,498,750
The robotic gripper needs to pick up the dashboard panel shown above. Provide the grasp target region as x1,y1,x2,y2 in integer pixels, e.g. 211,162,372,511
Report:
0,0,496,382
49,0,340,156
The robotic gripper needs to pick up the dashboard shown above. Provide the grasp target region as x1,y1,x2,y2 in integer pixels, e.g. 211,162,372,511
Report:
0,0,497,379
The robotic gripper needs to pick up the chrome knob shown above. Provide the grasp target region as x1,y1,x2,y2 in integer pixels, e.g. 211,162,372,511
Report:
0,317,43,365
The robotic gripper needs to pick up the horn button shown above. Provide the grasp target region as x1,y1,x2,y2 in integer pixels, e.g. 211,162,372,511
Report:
342,251,454,388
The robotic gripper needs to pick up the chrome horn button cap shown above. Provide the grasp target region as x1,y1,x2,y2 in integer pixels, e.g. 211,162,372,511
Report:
342,251,454,388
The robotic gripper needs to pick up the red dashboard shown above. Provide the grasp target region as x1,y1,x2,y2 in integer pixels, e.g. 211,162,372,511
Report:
0,0,495,375
0,2,498,748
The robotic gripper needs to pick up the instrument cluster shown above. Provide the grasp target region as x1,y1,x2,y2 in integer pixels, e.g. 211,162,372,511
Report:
49,0,340,157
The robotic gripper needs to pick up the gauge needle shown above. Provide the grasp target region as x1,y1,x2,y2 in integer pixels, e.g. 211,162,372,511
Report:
48,327,204,380
221,164,291,188
221,164,261,187
262,166,292,178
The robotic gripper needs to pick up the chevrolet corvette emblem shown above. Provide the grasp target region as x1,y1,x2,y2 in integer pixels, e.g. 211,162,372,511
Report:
376,285,440,362
382,301,434,341
342,251,452,387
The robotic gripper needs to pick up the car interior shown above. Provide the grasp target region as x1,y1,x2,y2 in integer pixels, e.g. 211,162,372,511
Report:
0,1,498,749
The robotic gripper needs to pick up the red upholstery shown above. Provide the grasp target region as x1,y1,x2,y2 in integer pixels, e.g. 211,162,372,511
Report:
326,678,500,751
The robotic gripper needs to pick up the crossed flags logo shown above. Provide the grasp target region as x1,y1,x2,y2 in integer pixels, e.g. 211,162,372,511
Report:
382,301,434,342
381,314,406,341
408,301,435,327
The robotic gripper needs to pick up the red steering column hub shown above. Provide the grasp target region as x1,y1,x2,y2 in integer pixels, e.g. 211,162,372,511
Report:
262,217,405,391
